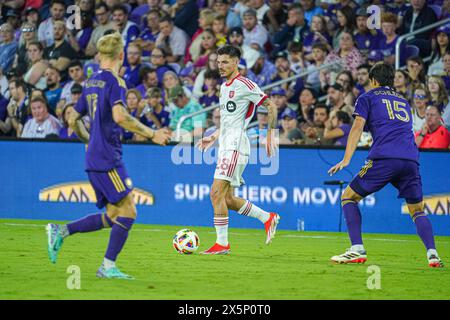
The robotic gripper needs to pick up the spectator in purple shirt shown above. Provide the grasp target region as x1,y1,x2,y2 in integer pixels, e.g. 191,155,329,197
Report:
379,12,407,66
59,103,78,139
324,110,352,146
135,66,159,98
120,42,142,88
199,69,220,108
136,9,161,57
139,87,171,132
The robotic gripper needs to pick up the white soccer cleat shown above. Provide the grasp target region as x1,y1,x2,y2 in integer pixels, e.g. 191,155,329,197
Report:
331,249,367,264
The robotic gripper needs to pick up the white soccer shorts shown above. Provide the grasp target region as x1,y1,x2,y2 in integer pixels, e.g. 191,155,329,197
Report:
214,149,249,187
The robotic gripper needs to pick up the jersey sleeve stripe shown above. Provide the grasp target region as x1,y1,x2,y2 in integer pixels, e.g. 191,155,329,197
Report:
237,76,255,90
256,95,268,107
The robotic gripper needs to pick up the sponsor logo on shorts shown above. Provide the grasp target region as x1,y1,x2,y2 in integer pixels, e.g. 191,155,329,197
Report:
39,182,154,206
401,194,450,216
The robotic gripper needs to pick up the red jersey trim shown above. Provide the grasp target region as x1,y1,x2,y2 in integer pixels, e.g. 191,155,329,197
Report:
245,102,256,120
256,95,268,107
236,75,255,90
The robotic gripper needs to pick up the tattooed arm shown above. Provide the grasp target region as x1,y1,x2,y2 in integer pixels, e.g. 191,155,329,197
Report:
67,106,90,143
112,104,171,145
262,98,278,157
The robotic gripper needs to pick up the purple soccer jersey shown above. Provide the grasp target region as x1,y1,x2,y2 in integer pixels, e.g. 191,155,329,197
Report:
74,69,128,171
353,86,419,163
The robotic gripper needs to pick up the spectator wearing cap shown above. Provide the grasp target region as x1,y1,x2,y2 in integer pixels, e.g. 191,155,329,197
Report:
300,0,325,25
279,107,303,145
399,0,437,58
120,42,143,88
199,69,220,108
155,15,189,64
179,64,195,92
428,26,450,76
323,30,363,81
213,0,241,29
237,58,248,77
302,15,332,62
15,22,37,76
6,79,28,137
44,66,62,114
24,7,41,27
168,85,206,140
23,41,48,91
226,26,260,70
367,49,383,67
205,107,221,138
324,110,352,146
57,60,85,116
327,83,353,118
242,9,269,49
0,23,18,75
415,105,450,149
354,7,383,58
169,0,199,38
273,4,308,55
37,0,66,48
271,51,305,104
262,0,288,35
44,21,78,78
85,2,115,57
354,64,371,98
247,50,276,88
5,9,20,41
306,43,328,92
59,103,78,139
379,12,407,66
140,87,170,132
248,0,270,25
21,96,62,139
70,83,83,105
184,9,214,65
129,0,163,27
247,106,269,145
269,87,288,123
111,4,140,53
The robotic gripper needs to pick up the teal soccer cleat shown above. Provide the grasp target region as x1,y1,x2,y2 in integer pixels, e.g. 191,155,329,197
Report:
46,223,64,264
96,265,135,280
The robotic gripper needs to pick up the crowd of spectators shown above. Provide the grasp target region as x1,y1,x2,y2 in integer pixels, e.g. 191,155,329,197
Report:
0,0,449,149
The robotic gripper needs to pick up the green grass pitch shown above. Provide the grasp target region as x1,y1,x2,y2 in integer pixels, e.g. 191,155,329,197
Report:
1,218,449,300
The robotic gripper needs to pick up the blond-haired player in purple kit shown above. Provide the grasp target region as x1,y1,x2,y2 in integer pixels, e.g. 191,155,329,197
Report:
329,63,444,268
196,45,280,254
46,33,171,279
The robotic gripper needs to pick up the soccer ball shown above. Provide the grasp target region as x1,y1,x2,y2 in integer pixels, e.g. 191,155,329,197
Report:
173,229,200,254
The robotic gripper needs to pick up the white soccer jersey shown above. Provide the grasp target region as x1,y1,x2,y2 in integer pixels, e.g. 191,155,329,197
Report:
218,74,268,155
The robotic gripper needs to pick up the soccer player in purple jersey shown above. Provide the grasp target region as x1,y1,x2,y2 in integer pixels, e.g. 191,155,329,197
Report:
328,63,444,268
45,33,171,279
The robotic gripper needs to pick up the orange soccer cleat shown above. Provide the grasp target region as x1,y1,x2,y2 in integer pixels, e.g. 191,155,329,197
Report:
264,213,280,245
200,243,231,255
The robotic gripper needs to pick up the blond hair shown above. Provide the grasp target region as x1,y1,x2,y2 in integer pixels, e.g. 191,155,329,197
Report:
97,32,124,60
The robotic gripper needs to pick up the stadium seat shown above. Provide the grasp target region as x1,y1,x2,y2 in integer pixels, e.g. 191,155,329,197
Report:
429,5,442,19
405,45,420,59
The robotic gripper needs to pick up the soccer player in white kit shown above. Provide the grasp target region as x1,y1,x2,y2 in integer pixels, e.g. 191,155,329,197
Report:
196,45,280,254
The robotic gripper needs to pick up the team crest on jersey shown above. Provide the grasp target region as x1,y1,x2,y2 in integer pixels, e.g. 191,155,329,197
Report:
226,101,237,112
229,91,235,98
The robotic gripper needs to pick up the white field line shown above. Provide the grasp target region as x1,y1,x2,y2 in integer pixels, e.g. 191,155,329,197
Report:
3,222,449,244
